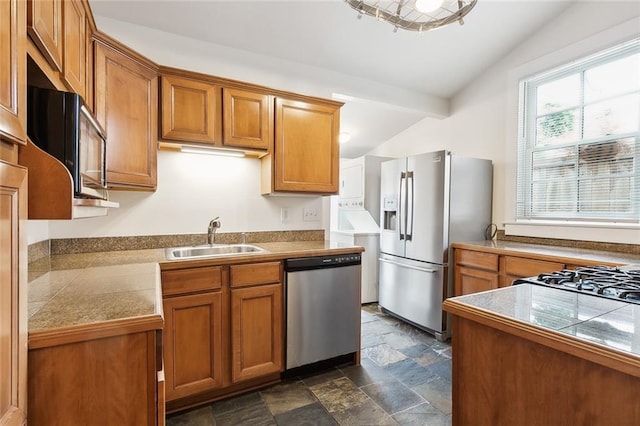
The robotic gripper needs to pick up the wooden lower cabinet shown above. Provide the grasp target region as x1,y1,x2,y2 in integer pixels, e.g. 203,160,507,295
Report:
454,249,499,296
231,283,283,383
455,266,498,296
162,261,284,408
448,314,640,425
164,291,224,400
503,256,565,287
453,246,606,296
0,161,27,425
28,329,162,425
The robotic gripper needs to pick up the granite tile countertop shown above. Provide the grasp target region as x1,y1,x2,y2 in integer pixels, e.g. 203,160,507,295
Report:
445,284,640,360
28,261,162,332
452,240,640,266
27,240,364,333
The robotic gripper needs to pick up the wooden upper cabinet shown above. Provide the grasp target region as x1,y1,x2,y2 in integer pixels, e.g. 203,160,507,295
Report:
94,34,158,190
222,88,271,150
0,0,27,146
268,97,340,194
160,74,221,144
27,0,63,71
0,161,28,425
61,0,86,100
83,18,93,111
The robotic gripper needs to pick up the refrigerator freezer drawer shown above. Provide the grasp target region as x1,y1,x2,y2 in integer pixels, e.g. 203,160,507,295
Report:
378,255,445,335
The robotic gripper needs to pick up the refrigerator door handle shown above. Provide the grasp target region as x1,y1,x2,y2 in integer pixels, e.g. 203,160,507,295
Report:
399,172,406,240
378,257,438,273
406,171,414,241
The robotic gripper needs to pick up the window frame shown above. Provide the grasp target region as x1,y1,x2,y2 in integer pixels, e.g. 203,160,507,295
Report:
516,38,640,224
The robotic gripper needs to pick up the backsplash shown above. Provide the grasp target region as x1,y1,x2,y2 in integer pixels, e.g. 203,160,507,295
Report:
29,230,325,262
496,230,640,255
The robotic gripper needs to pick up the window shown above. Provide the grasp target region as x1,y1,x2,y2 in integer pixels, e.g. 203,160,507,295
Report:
516,38,640,224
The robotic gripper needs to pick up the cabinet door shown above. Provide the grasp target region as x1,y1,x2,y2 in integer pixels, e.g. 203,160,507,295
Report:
273,98,339,193
27,0,62,71
0,161,27,425
61,0,86,99
231,283,283,383
84,22,94,112
340,161,364,200
160,75,221,144
0,0,27,145
222,88,271,150
94,38,158,189
163,292,224,401
455,266,499,296
28,331,158,425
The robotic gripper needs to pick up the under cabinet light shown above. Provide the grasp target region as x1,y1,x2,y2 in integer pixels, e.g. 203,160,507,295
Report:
179,146,245,158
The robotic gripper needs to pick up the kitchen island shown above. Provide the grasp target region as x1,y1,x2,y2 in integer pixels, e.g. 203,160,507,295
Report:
443,284,640,425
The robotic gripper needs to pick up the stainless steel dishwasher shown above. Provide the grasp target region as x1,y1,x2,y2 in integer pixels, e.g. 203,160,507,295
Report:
285,253,362,370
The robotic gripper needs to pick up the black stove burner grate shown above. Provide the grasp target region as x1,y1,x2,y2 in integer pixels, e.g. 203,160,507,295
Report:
515,265,640,305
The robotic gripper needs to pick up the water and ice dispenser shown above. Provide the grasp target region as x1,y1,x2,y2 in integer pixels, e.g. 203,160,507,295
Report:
382,197,398,231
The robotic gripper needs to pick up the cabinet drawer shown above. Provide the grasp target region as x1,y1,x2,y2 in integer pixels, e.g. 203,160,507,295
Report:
230,262,281,288
504,257,564,278
162,266,223,296
455,249,499,272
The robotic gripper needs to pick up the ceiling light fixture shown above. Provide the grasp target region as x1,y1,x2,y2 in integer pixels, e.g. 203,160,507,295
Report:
345,0,477,33
339,132,352,143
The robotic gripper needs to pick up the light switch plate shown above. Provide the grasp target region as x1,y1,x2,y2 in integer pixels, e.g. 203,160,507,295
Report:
303,208,320,221
280,208,289,224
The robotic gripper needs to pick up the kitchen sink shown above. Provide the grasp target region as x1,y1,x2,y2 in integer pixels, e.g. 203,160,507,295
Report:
165,244,266,260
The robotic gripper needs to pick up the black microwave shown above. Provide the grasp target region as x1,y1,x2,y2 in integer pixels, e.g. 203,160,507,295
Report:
27,86,107,200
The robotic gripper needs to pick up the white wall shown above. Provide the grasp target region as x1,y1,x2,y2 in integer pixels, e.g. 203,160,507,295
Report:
369,1,640,244
45,151,324,239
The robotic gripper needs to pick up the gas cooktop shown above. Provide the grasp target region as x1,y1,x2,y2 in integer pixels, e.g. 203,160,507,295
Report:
513,265,640,305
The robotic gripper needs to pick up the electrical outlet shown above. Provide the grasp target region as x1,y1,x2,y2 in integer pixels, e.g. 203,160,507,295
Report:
303,208,320,222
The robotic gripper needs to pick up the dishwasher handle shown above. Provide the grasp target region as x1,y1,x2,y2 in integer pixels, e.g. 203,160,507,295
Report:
378,257,438,273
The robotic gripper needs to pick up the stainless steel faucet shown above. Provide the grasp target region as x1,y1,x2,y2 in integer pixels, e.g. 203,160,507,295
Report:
207,217,221,245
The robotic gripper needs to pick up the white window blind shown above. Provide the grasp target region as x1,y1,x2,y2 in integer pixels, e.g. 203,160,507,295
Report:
516,38,640,224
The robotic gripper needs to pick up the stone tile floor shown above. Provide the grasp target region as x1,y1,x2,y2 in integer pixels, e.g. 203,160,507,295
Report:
166,304,452,425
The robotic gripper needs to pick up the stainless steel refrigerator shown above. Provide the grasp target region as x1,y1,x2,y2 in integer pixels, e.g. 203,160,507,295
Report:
379,150,492,340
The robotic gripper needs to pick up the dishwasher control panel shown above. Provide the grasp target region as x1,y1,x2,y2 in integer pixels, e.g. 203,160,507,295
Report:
285,253,361,271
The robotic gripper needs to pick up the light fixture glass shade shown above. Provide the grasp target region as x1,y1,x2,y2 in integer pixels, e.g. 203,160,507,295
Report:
415,0,444,14
346,0,477,32
339,132,352,143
